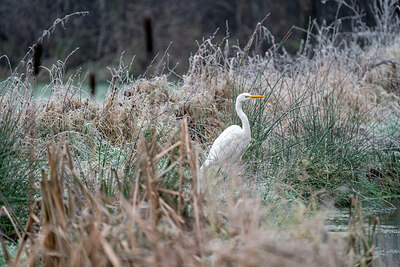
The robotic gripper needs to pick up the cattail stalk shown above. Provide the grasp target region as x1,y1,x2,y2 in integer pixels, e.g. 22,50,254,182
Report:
32,42,43,77
89,72,96,98
143,17,154,56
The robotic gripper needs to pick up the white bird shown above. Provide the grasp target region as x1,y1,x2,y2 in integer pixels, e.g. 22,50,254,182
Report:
201,93,266,174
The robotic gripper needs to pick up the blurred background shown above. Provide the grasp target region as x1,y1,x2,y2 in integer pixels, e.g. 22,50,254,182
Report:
0,0,380,80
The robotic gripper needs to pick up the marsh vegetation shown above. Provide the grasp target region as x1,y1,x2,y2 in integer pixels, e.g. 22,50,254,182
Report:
0,1,400,266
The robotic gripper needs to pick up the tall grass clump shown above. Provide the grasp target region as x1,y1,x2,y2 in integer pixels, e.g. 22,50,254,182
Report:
0,9,89,243
0,78,37,239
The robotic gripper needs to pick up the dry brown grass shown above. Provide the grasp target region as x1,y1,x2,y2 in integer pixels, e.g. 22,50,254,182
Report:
3,119,379,267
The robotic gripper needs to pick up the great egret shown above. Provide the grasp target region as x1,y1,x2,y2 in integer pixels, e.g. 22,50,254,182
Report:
201,93,265,172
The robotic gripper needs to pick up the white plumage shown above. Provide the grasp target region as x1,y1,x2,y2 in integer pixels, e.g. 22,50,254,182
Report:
201,92,265,172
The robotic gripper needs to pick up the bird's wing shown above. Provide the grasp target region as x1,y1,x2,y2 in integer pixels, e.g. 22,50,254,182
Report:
206,125,248,164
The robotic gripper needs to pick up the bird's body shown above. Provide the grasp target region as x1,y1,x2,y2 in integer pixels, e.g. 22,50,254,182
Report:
202,125,250,169
201,93,265,172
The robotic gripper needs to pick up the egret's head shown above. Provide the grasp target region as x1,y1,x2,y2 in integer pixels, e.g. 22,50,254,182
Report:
237,93,266,103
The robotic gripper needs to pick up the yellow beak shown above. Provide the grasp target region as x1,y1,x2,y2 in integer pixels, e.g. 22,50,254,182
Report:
249,95,266,98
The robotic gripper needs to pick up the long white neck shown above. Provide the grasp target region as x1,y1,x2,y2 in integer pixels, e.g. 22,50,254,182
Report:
236,100,250,137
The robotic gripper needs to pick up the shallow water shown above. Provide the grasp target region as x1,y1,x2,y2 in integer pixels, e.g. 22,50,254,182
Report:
373,199,400,266
328,198,400,266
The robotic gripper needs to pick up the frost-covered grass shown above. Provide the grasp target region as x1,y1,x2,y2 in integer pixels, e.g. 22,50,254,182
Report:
0,1,399,265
